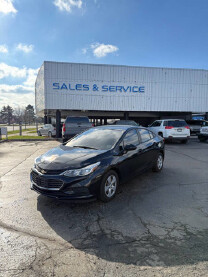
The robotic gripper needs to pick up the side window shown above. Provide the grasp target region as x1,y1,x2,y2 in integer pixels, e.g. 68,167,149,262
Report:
163,121,168,126
139,129,151,143
150,121,157,127
151,121,161,127
123,129,140,147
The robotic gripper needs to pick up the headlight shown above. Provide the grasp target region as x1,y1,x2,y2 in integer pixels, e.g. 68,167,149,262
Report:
61,162,100,177
34,156,41,164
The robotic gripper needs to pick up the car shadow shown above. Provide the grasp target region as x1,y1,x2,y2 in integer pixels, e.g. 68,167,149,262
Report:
37,168,208,267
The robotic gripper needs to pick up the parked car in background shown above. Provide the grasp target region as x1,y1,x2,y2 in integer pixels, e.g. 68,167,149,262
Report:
62,116,93,142
31,125,165,202
37,124,56,137
114,120,139,126
186,120,207,134
148,119,190,143
198,121,208,142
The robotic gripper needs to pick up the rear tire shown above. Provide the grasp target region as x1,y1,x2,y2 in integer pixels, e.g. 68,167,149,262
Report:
181,139,188,144
99,170,119,202
152,153,164,172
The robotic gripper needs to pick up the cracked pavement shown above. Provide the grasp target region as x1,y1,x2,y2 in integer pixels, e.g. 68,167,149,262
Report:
0,140,208,276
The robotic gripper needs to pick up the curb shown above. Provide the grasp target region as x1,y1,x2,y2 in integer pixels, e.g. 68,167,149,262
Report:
0,139,62,143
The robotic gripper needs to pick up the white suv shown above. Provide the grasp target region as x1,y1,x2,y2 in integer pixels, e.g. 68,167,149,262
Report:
198,121,208,142
148,119,190,143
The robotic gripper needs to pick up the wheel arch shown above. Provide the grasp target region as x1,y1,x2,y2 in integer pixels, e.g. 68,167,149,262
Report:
159,149,165,158
109,167,121,182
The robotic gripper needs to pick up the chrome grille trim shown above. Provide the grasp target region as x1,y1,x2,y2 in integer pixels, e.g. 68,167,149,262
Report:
31,171,63,191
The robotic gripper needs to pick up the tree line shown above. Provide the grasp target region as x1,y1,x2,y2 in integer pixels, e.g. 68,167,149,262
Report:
0,105,37,125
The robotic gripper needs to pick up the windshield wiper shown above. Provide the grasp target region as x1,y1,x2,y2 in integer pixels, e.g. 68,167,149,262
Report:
72,145,98,150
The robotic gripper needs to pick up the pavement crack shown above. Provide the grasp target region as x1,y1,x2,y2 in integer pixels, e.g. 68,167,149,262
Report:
0,220,73,248
0,148,40,178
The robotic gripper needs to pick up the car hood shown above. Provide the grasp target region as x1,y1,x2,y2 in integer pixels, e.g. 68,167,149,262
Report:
35,144,108,171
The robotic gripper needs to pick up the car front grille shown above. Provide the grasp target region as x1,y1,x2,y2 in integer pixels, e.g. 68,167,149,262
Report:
31,171,63,190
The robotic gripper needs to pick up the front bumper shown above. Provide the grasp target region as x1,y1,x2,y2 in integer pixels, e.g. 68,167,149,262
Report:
30,168,99,201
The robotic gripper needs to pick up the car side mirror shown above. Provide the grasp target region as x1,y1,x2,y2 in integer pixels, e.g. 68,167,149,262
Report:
124,144,137,152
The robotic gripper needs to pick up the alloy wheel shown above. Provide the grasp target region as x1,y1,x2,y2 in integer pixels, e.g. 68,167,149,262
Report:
104,175,117,198
157,155,163,170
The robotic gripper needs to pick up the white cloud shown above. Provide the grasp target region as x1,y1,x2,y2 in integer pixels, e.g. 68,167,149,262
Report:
16,43,34,53
54,0,82,12
0,63,39,108
23,68,39,87
0,63,27,79
91,43,119,58
0,44,8,53
0,0,17,14
0,91,35,109
0,84,34,93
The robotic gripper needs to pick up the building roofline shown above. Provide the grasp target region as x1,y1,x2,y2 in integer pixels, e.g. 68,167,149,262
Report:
43,60,208,72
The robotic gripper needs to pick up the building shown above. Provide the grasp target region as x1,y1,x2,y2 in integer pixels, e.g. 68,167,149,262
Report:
35,61,208,137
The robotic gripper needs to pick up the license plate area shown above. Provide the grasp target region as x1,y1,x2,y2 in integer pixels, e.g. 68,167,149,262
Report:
177,128,182,132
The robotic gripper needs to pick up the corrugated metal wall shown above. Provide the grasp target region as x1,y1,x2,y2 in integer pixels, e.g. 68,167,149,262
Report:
41,61,208,112
35,63,45,114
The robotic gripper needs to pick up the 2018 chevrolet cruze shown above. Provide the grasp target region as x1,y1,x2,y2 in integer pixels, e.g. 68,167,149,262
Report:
30,125,165,202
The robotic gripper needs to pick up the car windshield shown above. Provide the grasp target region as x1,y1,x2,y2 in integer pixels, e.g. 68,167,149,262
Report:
66,128,125,150
167,120,187,127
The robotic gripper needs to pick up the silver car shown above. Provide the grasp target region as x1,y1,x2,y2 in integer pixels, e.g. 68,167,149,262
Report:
62,116,93,142
37,124,56,137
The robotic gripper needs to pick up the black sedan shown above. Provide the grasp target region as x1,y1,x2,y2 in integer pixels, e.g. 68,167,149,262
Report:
30,126,165,202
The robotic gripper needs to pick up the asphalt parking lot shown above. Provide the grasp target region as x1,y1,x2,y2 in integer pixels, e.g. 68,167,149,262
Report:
0,139,208,277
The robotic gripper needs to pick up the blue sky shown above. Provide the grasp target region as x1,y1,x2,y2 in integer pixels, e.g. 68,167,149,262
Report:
1,0,208,108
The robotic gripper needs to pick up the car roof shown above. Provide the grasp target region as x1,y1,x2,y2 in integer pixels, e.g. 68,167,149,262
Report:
94,125,144,131
116,120,135,122
160,119,186,121
66,116,89,118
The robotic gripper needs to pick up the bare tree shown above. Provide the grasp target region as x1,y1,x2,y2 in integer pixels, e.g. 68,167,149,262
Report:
14,107,25,123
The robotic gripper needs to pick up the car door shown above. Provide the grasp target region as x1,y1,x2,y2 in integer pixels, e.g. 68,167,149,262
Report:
137,128,157,169
44,124,50,135
40,125,47,135
116,129,142,181
43,124,50,136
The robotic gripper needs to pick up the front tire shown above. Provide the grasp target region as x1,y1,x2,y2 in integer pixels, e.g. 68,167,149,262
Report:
99,170,119,202
37,131,41,136
48,131,52,138
152,153,164,172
